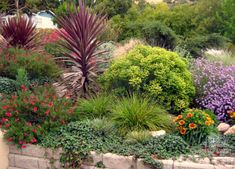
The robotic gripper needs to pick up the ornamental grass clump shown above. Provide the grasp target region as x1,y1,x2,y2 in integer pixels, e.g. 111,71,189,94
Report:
56,0,107,97
111,95,174,135
175,109,218,145
0,85,78,148
192,58,235,123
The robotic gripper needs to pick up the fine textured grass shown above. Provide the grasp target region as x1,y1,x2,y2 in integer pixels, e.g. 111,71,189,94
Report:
111,95,174,135
76,94,113,119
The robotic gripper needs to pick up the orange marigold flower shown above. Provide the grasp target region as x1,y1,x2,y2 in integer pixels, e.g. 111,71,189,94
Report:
189,123,197,129
186,113,193,118
174,115,182,122
180,128,187,135
205,121,210,126
179,120,185,125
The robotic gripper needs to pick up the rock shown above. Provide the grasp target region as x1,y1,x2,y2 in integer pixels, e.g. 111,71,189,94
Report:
224,125,235,135
217,123,230,133
150,130,166,137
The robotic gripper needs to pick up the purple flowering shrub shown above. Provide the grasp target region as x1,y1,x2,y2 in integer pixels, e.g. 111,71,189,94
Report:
191,59,235,123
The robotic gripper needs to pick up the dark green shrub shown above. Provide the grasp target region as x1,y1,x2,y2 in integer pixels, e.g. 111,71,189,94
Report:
101,45,195,112
178,34,227,57
0,48,60,79
0,77,16,94
111,95,174,134
143,21,177,50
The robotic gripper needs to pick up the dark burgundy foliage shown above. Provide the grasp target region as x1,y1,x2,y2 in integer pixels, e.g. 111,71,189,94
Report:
0,15,37,49
56,0,107,97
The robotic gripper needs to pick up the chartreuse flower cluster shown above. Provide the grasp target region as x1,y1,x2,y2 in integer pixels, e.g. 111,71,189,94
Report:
175,109,218,145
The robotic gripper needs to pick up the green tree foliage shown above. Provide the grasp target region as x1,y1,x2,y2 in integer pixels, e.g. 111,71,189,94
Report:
217,0,235,43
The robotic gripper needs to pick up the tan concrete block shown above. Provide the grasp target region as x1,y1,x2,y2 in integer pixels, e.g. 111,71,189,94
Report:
21,144,45,158
45,148,62,160
8,154,15,167
9,144,22,154
83,151,103,166
173,161,215,169
214,165,235,169
15,154,38,169
103,153,135,169
212,157,235,166
8,167,22,169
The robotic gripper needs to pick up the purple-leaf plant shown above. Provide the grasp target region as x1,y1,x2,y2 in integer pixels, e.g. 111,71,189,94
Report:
192,58,235,123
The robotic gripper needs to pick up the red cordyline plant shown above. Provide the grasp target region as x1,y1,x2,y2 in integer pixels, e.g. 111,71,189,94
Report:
56,0,107,97
0,15,37,50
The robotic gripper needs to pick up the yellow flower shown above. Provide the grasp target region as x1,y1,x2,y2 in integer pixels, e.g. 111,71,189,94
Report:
205,121,211,126
229,112,235,119
189,123,197,130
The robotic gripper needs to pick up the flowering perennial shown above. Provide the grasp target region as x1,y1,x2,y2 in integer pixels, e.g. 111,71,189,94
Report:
0,85,78,147
175,109,217,145
192,59,235,123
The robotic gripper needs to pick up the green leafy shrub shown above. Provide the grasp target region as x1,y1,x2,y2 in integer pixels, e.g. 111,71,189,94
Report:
174,109,218,145
143,21,177,50
178,34,227,57
0,48,60,79
0,77,16,94
76,94,113,119
111,95,173,135
101,45,195,112
0,85,78,147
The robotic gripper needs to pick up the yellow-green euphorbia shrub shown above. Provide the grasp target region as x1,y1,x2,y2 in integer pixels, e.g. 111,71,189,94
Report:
101,45,195,112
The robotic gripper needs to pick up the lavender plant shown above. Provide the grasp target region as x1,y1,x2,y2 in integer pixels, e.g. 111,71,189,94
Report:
192,58,235,124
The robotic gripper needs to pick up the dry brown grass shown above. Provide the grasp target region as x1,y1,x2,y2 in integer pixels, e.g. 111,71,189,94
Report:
113,39,145,59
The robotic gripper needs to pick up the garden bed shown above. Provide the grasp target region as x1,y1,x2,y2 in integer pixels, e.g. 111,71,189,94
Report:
8,144,235,169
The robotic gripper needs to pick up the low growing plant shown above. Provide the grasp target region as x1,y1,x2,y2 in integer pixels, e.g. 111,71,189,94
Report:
111,95,174,135
0,77,16,94
175,109,218,145
0,85,78,147
42,120,190,169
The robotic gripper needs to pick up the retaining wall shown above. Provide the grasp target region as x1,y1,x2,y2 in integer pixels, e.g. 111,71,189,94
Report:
8,144,235,169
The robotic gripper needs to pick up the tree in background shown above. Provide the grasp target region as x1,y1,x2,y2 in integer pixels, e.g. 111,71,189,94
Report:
217,0,235,43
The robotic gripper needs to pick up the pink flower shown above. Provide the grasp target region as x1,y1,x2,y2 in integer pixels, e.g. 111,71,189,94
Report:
1,118,8,123
48,102,53,107
33,107,37,112
5,112,12,117
45,110,50,116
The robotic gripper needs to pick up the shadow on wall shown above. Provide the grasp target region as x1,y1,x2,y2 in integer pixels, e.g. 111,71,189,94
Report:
0,131,9,169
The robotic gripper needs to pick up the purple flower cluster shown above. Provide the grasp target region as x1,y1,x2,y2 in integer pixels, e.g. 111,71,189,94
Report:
192,59,235,123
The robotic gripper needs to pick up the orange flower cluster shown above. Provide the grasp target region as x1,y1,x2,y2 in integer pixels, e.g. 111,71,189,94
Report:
174,109,215,136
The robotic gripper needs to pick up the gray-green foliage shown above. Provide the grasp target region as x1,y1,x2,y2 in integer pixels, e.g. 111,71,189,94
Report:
96,42,116,72
0,77,16,94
